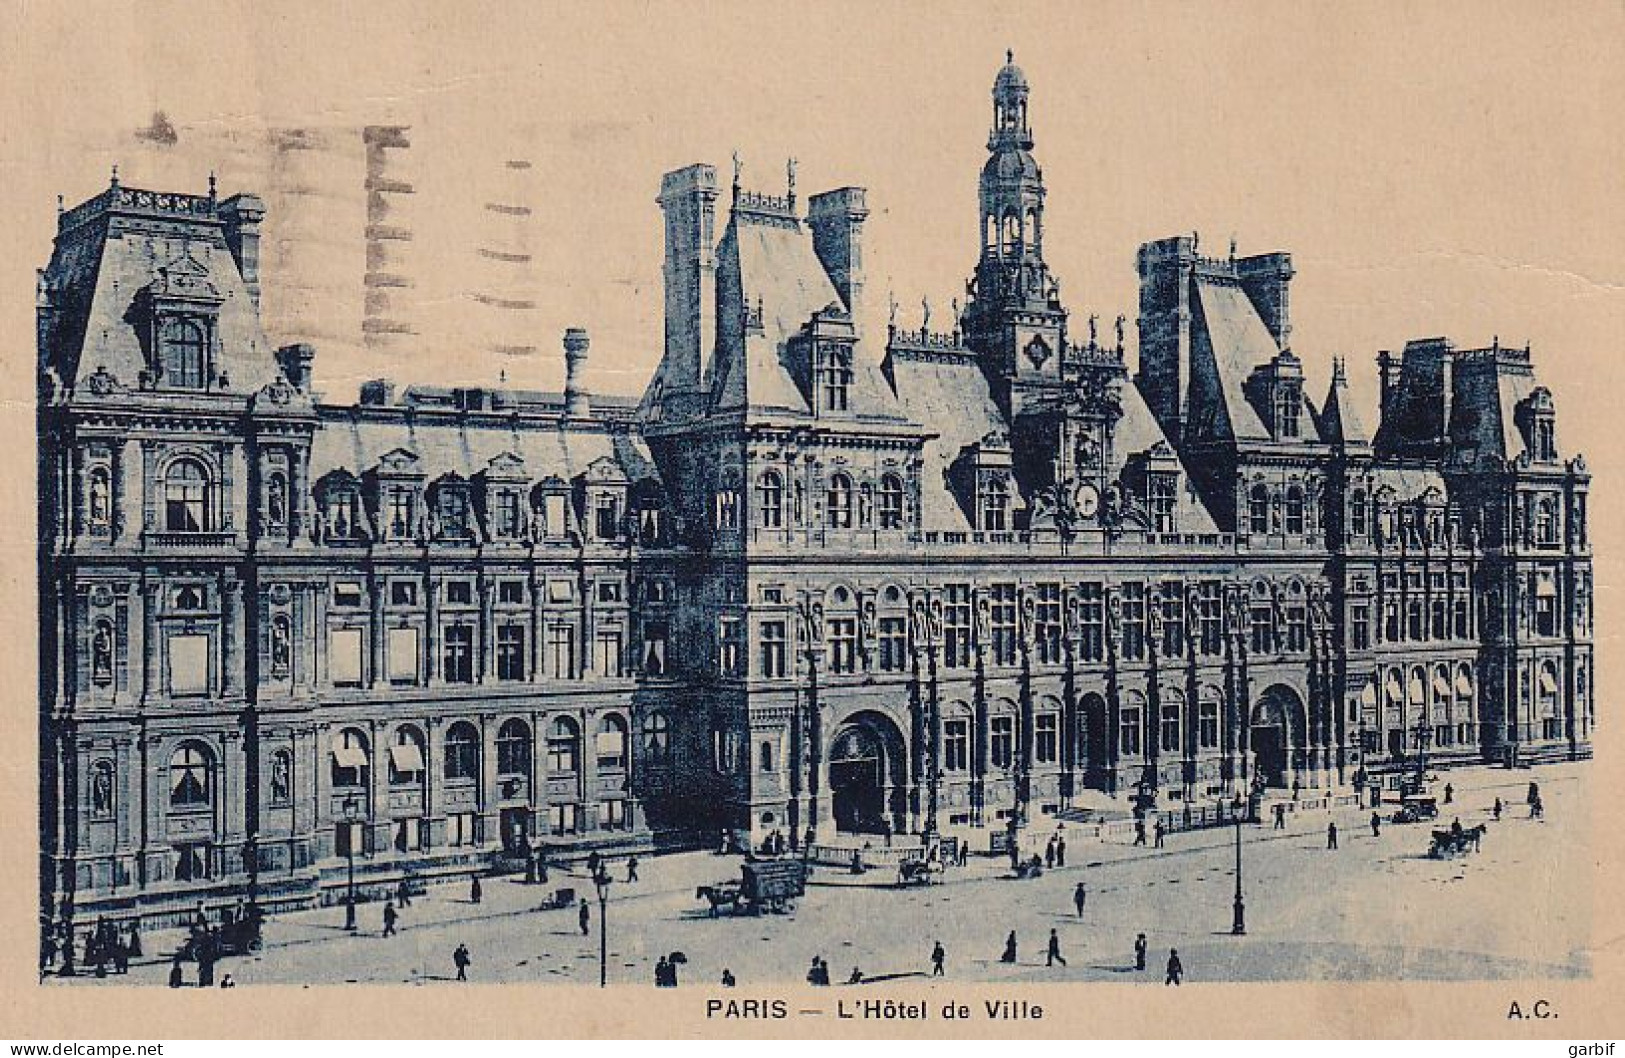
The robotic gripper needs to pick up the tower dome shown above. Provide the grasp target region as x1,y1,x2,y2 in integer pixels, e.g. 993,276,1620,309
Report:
993,50,1028,96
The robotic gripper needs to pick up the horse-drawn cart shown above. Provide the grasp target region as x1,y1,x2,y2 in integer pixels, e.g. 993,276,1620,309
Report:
697,860,807,916
1429,825,1485,858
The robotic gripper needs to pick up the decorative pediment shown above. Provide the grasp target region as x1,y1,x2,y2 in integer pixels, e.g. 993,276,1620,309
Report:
146,251,222,305
483,451,527,479
374,448,422,476
84,364,123,397
579,454,628,484
535,474,570,493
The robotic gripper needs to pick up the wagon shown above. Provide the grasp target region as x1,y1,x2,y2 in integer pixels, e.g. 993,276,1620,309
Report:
740,859,806,914
1391,794,1438,824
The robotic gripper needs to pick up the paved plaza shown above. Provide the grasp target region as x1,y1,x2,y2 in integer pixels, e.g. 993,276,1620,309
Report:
55,763,1590,988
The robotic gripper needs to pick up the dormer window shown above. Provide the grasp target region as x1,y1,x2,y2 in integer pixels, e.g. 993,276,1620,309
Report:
981,477,1009,531
1535,418,1556,462
826,473,854,529
436,484,471,539
756,471,784,529
160,318,208,389
819,343,853,412
879,474,905,529
1274,387,1300,438
595,493,620,540
493,490,522,538
386,485,415,540
1148,473,1178,533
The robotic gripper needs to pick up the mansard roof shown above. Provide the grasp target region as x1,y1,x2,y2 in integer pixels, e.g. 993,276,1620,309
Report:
39,182,278,395
1187,276,1276,441
708,204,904,422
309,403,660,492
1315,362,1371,447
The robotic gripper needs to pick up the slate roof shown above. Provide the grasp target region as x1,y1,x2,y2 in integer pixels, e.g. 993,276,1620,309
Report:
1188,277,1275,441
1316,369,1371,446
42,186,278,394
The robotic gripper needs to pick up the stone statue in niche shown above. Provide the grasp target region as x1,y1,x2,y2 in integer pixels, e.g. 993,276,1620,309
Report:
89,472,111,529
92,764,113,815
92,623,113,681
271,753,291,804
268,475,287,528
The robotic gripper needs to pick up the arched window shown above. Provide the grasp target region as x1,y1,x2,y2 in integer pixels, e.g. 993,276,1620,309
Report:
164,459,210,532
597,715,628,770
642,710,672,763
548,716,580,774
388,726,425,786
756,471,783,529
826,473,853,529
160,318,207,389
982,477,1009,531
1350,489,1368,538
331,728,369,789
444,721,480,781
1248,484,1270,535
879,474,905,529
759,739,775,773
497,718,532,776
169,742,213,808
1002,210,1020,253
1285,485,1305,535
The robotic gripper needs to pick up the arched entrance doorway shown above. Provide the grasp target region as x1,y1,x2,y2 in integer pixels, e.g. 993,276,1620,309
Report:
828,712,906,835
1081,693,1109,787
1251,685,1305,789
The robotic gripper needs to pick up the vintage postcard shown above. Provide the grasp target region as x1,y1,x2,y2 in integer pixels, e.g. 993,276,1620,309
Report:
3,0,1622,1041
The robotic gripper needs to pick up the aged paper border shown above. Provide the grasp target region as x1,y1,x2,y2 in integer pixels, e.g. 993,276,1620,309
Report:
1,0,1620,1039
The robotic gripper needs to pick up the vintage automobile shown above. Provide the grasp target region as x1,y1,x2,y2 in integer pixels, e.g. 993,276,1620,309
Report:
1391,794,1439,824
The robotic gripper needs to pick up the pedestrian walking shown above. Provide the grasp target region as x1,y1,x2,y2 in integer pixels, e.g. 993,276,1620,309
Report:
1327,821,1338,850
1493,797,1503,821
655,956,671,987
720,968,736,987
1443,782,1454,805
1000,931,1018,964
396,879,412,908
957,841,969,868
1133,820,1147,847
1531,795,1544,819
626,856,640,883
586,850,602,879
578,898,592,936
1073,881,1087,917
453,942,471,982
470,874,482,905
1134,933,1147,972
931,941,946,977
1046,929,1067,968
1274,803,1286,829
168,957,184,988
1056,833,1067,867
1045,836,1057,869
1165,948,1183,986
1370,812,1381,838
847,966,864,984
383,900,398,936
1153,819,1165,848
219,974,235,988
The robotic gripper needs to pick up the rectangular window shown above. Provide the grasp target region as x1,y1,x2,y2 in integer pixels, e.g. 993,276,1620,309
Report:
437,488,470,538
990,583,1018,665
827,617,858,674
1430,596,1448,641
390,581,418,607
547,579,574,603
594,630,623,678
1160,581,1185,657
498,580,526,605
548,625,576,679
943,720,969,771
990,716,1014,769
600,799,628,831
330,628,363,687
494,490,522,538
595,494,619,540
595,581,623,604
1535,593,1557,637
943,584,972,668
1286,605,1307,653
878,617,908,672
333,582,364,608
394,818,424,853
1352,604,1371,650
496,625,526,681
544,494,568,536
1406,572,1424,640
1121,583,1146,661
759,620,787,679
1382,598,1400,643
387,626,419,685
641,620,669,676
1160,702,1180,752
1250,602,1273,655
1035,583,1063,664
1452,595,1470,639
1148,474,1177,533
549,803,579,836
718,616,744,676
167,633,210,695
1035,713,1058,764
1119,708,1142,757
445,580,474,605
442,624,474,683
386,486,414,540
1079,583,1105,662
446,812,478,847
333,822,363,860
1199,700,1219,748
1198,581,1223,655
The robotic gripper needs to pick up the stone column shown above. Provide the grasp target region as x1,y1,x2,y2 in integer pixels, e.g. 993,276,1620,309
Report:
480,715,500,846
478,575,495,683
141,579,160,703
221,573,242,697
368,571,385,689
578,709,598,833
424,576,439,686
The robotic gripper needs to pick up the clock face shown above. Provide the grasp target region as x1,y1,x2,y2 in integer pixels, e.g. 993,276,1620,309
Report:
1073,483,1100,519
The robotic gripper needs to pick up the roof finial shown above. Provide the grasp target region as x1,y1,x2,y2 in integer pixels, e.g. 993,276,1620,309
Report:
110,164,120,190
1007,49,1014,65
56,194,64,215
1332,355,1347,384
1229,234,1237,261
786,156,796,207
208,170,217,201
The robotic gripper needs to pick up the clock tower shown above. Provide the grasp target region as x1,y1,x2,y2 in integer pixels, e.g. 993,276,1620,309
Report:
962,51,1069,419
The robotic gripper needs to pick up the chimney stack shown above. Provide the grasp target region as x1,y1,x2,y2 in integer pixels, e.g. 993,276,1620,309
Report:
563,327,591,416
807,187,869,333
275,343,316,391
219,193,267,310
655,164,718,413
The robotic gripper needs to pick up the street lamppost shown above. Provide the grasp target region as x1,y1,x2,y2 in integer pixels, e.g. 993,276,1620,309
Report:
343,794,359,932
593,866,612,988
1230,796,1246,936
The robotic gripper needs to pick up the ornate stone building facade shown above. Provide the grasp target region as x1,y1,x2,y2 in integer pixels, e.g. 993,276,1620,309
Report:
39,57,1592,933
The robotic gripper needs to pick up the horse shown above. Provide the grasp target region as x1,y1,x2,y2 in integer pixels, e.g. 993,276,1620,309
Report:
695,883,744,917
